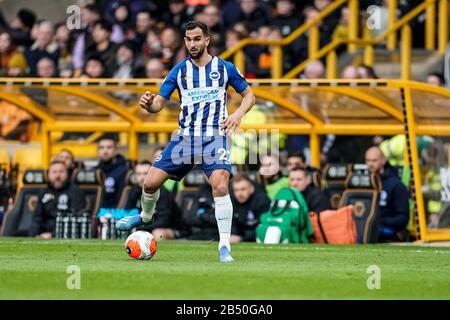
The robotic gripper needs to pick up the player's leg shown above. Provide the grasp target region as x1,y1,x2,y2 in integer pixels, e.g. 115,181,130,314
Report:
140,166,170,222
208,169,234,262
116,166,169,230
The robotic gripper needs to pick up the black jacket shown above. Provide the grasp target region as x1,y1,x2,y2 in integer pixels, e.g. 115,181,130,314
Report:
379,163,410,231
231,184,271,241
302,184,331,213
96,154,128,209
29,181,85,236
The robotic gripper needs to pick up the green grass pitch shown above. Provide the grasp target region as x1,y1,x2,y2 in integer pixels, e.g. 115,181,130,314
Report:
1,238,449,299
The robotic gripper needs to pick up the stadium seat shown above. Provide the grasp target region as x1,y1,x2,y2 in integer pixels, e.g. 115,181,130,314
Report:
323,164,352,209
1,169,47,236
339,170,382,244
117,170,137,209
72,168,104,219
176,167,207,222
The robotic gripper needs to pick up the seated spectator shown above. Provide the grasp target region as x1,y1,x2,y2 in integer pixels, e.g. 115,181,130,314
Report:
358,64,378,79
287,151,306,172
0,8,36,47
230,174,271,242
259,154,289,200
29,160,85,239
85,20,118,76
365,146,410,242
54,22,73,77
159,27,185,70
95,135,128,209
162,0,191,31
288,166,330,213
426,72,445,87
301,59,325,79
187,179,219,241
0,31,28,77
132,161,189,240
71,3,102,75
36,57,57,78
341,64,359,79
131,10,155,51
235,0,272,34
24,20,60,77
145,58,167,78
55,149,77,178
109,2,132,44
80,54,108,78
112,40,145,79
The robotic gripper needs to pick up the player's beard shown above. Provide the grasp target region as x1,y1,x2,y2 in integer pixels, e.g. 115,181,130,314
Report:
188,45,205,60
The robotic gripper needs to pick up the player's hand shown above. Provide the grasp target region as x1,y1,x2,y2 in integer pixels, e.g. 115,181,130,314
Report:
140,91,156,112
220,111,243,135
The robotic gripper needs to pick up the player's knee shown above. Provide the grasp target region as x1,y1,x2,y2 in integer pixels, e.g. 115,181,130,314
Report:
212,183,228,197
143,179,159,194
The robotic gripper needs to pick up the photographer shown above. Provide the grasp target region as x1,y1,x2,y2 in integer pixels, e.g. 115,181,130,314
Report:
29,161,85,239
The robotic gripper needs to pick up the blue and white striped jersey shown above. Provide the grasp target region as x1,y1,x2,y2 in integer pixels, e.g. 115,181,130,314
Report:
158,55,249,136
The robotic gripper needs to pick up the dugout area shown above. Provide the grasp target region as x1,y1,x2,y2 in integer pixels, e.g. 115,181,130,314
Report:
0,78,449,242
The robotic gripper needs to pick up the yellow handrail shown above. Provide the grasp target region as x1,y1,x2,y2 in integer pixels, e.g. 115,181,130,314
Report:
286,0,446,79
219,0,348,76
219,0,447,80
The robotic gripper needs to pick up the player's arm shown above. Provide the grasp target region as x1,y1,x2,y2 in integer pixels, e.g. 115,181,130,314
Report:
139,91,168,113
220,86,256,134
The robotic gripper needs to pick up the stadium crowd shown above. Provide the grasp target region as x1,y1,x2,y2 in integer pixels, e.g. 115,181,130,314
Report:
0,0,446,82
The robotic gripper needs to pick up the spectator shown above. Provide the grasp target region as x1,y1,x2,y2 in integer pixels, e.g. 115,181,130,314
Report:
358,64,378,79
259,154,289,200
288,166,330,213
287,151,306,172
230,174,271,242
36,57,57,78
131,10,155,51
341,64,359,79
162,0,191,31
0,8,36,47
112,40,144,79
200,5,225,50
365,146,410,242
55,149,77,178
187,179,219,241
426,72,445,87
159,27,185,70
0,31,28,77
24,20,60,77
145,58,167,78
29,160,85,239
132,161,190,241
95,135,128,209
105,0,154,24
302,59,325,79
81,54,108,78
110,1,132,44
273,0,301,38
86,20,118,76
71,3,102,75
54,23,73,77
237,0,272,34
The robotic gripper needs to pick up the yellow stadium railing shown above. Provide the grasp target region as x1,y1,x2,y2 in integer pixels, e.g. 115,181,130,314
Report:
1,78,450,242
219,0,448,80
